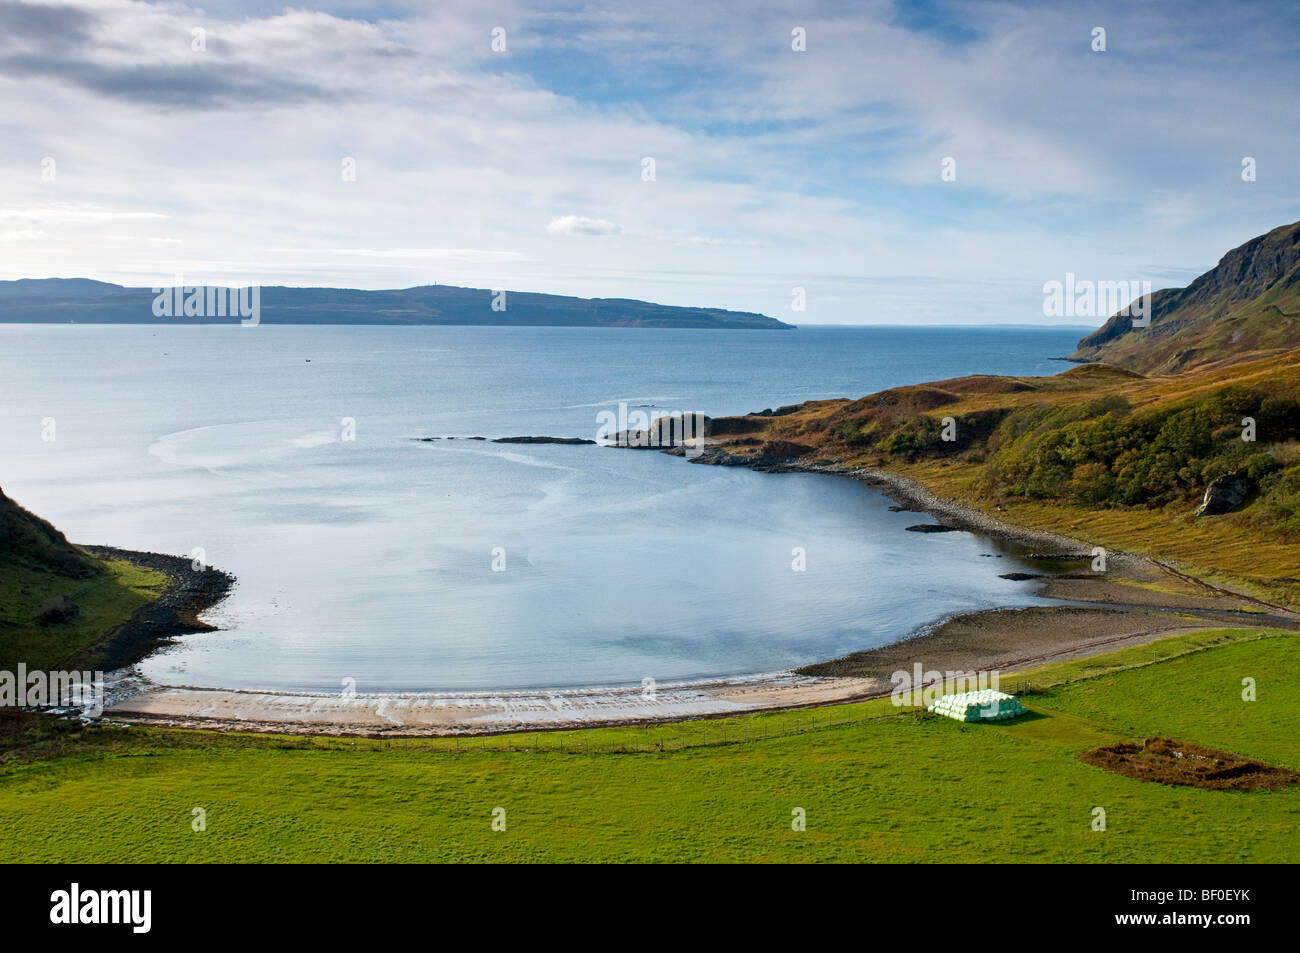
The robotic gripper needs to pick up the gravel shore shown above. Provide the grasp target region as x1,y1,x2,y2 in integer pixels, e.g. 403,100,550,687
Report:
83,545,235,670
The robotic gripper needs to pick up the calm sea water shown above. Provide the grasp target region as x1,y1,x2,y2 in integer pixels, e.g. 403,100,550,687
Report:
0,324,1085,691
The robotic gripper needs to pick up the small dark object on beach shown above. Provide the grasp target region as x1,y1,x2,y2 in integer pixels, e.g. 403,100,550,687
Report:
998,572,1044,581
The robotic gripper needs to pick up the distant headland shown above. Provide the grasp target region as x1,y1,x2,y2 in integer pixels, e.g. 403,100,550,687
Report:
0,278,794,330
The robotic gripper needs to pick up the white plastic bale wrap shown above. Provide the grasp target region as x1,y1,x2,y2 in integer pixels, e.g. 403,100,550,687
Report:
926,689,1027,722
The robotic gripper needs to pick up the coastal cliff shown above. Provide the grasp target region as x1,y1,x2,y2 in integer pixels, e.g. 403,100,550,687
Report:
1070,219,1300,373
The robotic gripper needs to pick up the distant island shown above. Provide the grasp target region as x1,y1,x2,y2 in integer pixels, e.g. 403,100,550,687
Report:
0,278,794,330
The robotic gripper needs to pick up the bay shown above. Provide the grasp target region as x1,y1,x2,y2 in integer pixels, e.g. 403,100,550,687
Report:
0,323,1084,691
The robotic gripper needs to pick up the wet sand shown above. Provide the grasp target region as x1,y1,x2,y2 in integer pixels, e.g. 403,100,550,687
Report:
104,673,875,737
105,602,1293,736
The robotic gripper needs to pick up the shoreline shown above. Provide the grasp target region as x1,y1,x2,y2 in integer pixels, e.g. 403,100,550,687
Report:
102,616,1249,738
684,451,1124,559
82,546,236,671
99,448,1298,736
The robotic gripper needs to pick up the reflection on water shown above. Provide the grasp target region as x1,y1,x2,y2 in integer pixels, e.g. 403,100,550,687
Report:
0,323,1080,691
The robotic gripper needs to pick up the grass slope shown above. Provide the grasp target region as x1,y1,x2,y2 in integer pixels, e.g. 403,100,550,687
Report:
0,487,169,672
1,628,1295,863
0,559,167,673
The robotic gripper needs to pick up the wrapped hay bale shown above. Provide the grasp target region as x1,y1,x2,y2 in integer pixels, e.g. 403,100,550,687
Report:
927,689,1026,722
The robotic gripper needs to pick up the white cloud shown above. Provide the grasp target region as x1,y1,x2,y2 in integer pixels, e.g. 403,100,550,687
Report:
546,216,621,237
0,204,168,224
0,0,1293,323
267,247,529,262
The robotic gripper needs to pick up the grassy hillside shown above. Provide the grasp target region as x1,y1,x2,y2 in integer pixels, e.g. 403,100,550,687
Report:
1071,220,1300,373
1,627,1294,863
694,352,1300,606
0,486,98,579
0,488,167,673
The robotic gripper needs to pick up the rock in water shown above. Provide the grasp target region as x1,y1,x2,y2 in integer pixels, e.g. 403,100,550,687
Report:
491,436,596,445
1196,473,1252,516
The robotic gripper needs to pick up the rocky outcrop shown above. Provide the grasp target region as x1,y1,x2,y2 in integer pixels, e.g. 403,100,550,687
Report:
1195,473,1253,516
760,440,814,458
605,414,711,449
37,595,79,623
1071,220,1300,373
80,546,236,670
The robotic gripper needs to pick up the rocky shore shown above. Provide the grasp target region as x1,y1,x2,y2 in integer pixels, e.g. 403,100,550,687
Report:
82,546,235,670
625,440,1299,680
680,445,1104,558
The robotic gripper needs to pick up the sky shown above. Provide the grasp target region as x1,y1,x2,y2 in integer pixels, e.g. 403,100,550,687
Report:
0,0,1296,325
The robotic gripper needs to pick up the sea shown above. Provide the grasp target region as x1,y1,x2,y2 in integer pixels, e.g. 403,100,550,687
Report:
0,323,1087,692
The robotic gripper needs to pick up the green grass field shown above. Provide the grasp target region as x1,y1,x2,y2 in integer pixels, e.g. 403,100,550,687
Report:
0,627,1296,863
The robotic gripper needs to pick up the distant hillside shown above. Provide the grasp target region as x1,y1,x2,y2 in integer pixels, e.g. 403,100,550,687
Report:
0,278,123,299
0,280,794,330
1071,220,1300,373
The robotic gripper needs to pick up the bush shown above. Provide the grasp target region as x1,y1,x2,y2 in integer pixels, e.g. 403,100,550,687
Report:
1068,462,1116,505
878,416,944,459
1253,465,1300,537
988,385,1283,508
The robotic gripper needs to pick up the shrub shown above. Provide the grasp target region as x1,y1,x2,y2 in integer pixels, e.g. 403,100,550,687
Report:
1253,465,1300,537
988,385,1278,508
